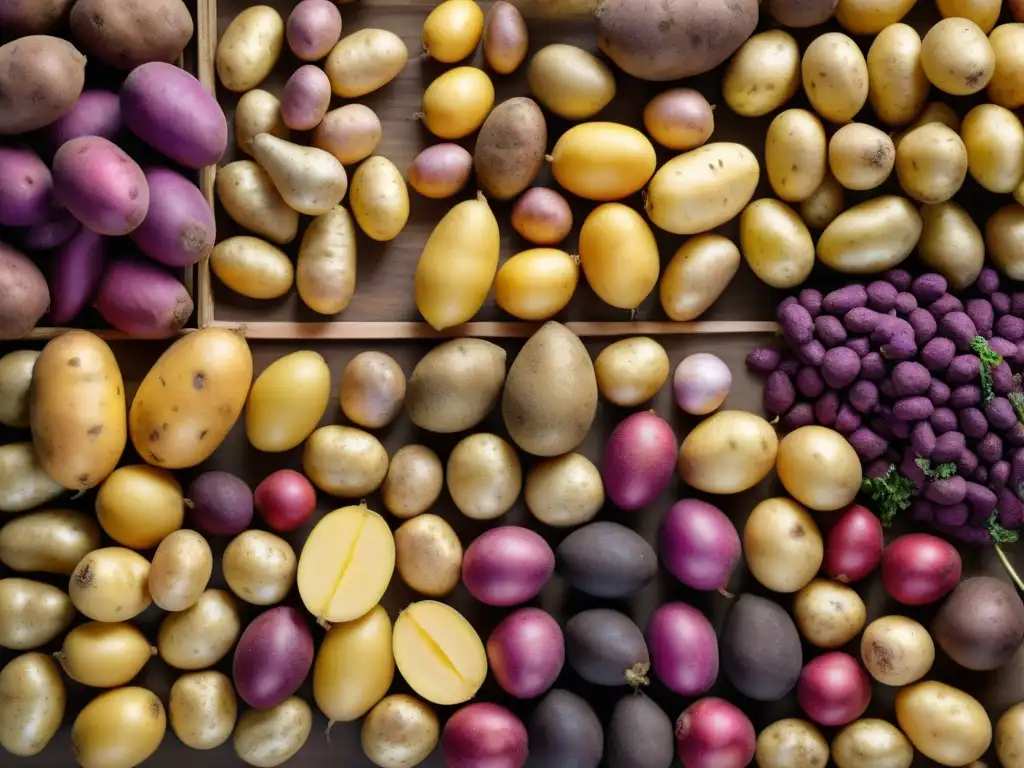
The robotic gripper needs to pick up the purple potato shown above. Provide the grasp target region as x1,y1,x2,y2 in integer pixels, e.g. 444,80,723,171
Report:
462,526,554,606
186,470,253,535
48,228,107,325
487,607,564,699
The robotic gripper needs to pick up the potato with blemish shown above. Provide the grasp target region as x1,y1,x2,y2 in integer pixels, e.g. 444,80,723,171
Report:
158,589,241,670
921,18,995,95
861,615,934,686
829,123,895,191
362,694,439,768
723,30,801,118
793,579,866,648
867,23,928,127
222,530,296,606
69,546,151,622
765,109,827,203
169,670,237,750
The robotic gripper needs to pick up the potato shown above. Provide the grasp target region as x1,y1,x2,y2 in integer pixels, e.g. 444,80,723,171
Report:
866,23,928,128
252,133,347,217
235,90,289,157
511,187,573,245
800,174,845,229
447,433,522,520
801,33,868,124
96,464,183,549
314,104,382,165
896,682,992,766
216,6,284,92
986,203,1024,279
297,205,357,314
754,719,829,768
835,0,914,33
247,350,331,452
646,142,760,235
0,0,73,36
69,546,151,622
677,410,778,494
996,703,1024,768
743,497,823,593
988,23,1024,109
280,65,331,132
0,509,100,575
313,605,394,722
577,203,659,309
415,193,500,330
643,88,714,151
0,35,86,135
169,670,237,750
550,122,656,201
483,1,528,74
325,29,408,98
94,259,193,341
158,589,241,670
406,338,506,433
0,577,74,650
739,199,815,289
382,445,444,519
303,425,389,497
216,161,299,245
72,687,165,768
395,514,462,597
828,123,895,191
349,156,409,242
961,104,1024,194
895,123,968,203
527,44,615,120
70,0,192,70
0,652,64,757
57,621,155,687
409,143,473,199
362,694,440,768
723,30,801,117
860,615,934,686
149,529,213,612
286,0,342,61
525,453,604,527
210,236,294,300
594,338,669,407
474,97,546,200
0,350,37,427
765,109,827,204
892,102,962,148
222,529,296,606
0,442,63,514
765,0,837,26
922,18,995,95
422,0,484,62
660,234,741,320
234,696,311,768
832,719,914,768
793,579,866,648
937,0,1001,32
918,201,985,290
817,196,922,273
130,328,253,469
339,351,406,429
421,66,494,140
778,425,862,511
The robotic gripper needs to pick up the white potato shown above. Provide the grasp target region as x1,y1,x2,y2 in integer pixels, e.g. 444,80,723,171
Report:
960,104,1024,194
921,18,995,95
817,196,922,274
828,123,895,191
765,109,827,202
801,33,868,124
216,161,299,245
867,23,928,127
659,234,741,321
723,30,801,117
234,90,288,156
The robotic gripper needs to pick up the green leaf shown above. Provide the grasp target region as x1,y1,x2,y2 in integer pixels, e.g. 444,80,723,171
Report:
915,458,957,480
862,465,918,527
971,336,1002,405
986,512,1020,545
1009,392,1024,426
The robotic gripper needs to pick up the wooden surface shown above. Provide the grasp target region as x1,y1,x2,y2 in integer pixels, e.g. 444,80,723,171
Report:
1,334,1022,768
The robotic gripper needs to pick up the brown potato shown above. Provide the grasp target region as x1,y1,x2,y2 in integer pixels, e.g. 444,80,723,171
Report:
339,351,406,429
382,445,444,519
70,0,193,70
483,1,528,75
313,104,382,166
1,243,49,341
149,529,213,611
0,35,86,135
643,88,714,151
406,339,507,434
158,589,241,670
861,615,934,686
510,187,573,245
474,97,546,200
395,514,463,597
793,579,866,648
0,0,74,36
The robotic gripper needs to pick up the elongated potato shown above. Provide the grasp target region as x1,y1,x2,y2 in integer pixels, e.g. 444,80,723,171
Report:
646,143,759,235
987,204,1024,279
549,122,656,201
216,161,299,245
988,23,1024,109
918,202,985,289
0,508,99,574
235,89,289,156
96,464,184,549
801,32,868,124
350,156,409,242
297,205,357,315
867,23,928,127
740,199,815,288
818,196,922,274
0,652,65,757
72,687,166,768
483,1,528,74
0,577,74,649
895,123,969,203
246,350,331,453
660,234,741,321
800,174,845,230
211,236,294,300
961,104,1024,194
325,29,408,98
217,6,285,92
57,621,155,687
252,134,347,217
765,109,827,203
921,17,995,95
723,30,801,117
234,696,311,768
578,203,660,309
0,349,37,428
69,547,151,622
303,426,389,497
158,589,241,670
474,97,546,201
495,248,578,320
828,123,895,191
421,66,495,140
149,529,213,611
527,44,615,120
0,442,63,514
313,604,394,722
169,670,237,750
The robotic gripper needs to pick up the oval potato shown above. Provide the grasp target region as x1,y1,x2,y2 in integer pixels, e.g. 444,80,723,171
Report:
895,681,992,766
996,703,1024,768
361,694,440,768
895,123,969,203
0,652,65,757
474,96,546,201
350,156,409,242
421,66,495,140
246,350,331,453
678,410,778,494
149,529,213,612
95,464,184,549
325,29,408,98
744,497,823,593
835,0,915,34
832,719,914,768
659,234,741,321
339,351,406,429
0,508,100,574
406,339,506,433
739,199,814,289
550,122,656,201
303,425,389,497
447,433,522,520
867,23,928,127
643,87,714,151
217,6,284,92
483,0,528,74
222,529,296,605
594,337,669,406
382,444,444,519
395,514,462,597
0,442,63,514
216,160,299,245
71,687,166,768
918,201,985,289
422,0,484,63
801,32,868,124
409,143,473,199
800,174,846,230
828,123,895,191
578,203,660,309
0,577,74,650
0,349,38,428
234,696,311,768
313,104,382,166
817,196,922,273
210,236,294,300
861,615,935,686
987,203,1024,280
524,453,604,527
69,546,151,622
169,670,237,750
723,30,801,117
527,44,615,120
961,104,1024,194
297,205,357,315
793,578,866,647
495,248,579,320
57,621,155,687
765,109,827,203
921,18,995,95
234,89,289,157
158,589,241,670
754,719,829,768
988,23,1024,109
0,35,86,135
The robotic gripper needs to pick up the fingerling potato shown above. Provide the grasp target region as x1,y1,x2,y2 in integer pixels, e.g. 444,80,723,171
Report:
349,156,409,242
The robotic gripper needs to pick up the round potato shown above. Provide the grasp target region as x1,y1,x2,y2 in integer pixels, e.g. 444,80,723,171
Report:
800,174,845,229
860,615,934,686
895,123,968,203
0,508,99,575
149,529,213,612
382,445,444,520
158,589,241,670
961,104,1024,194
216,6,284,92
765,109,827,203
235,696,312,768
743,497,823,593
801,32,868,124
643,87,714,151
996,702,1024,768
0,577,74,650
0,442,65,514
754,718,829,768
866,23,928,127
818,196,922,273
57,621,155,687
527,44,615,120
494,248,578,321
832,719,914,768
723,30,801,117
828,123,894,191
395,513,463,597
0,349,37,428
447,433,522,520
918,201,985,289
349,156,409,242
339,351,406,429
0,652,65,757
216,160,299,245
0,35,86,135
594,337,670,407
210,237,294,300
234,89,289,157
314,104,382,166
739,198,815,289
71,687,166,768
659,234,741,321
96,464,184,549
895,681,992,766
777,426,862,511
361,694,439,768
524,452,604,528
222,530,296,606
325,29,408,99
921,18,995,95
69,546,151,622
421,66,495,140
835,0,914,34
303,425,389,497
936,0,1001,33
246,350,331,453
678,410,778,494
988,23,1024,109
793,578,866,648
986,203,1024,279
169,670,237,750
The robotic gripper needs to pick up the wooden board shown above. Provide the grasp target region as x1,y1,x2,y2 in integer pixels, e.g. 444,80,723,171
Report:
1,335,1021,767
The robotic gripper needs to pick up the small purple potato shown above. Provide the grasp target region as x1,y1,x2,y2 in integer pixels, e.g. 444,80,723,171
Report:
912,420,936,457
935,503,969,526
673,353,732,415
849,380,879,413
483,1,528,75
796,340,826,366
815,390,840,426
131,167,215,268
661,499,741,592
966,298,994,336
950,385,981,409
925,475,967,505
48,228,107,325
746,348,781,373
510,187,573,246
487,607,564,699
921,337,956,371
958,407,987,438
988,337,1018,358
930,407,958,434
121,62,228,169
844,307,882,334
408,144,474,199
1013,293,1024,316
45,89,121,149
462,526,554,607
52,136,149,235
947,355,980,383
286,0,342,61
911,273,947,303
823,284,868,315
835,406,862,435
233,606,314,709
991,460,1011,489
958,451,979,479
999,488,1024,528
894,396,934,421
996,314,1024,341
313,104,382,165
1005,423,1024,446
892,361,931,396
866,280,898,312
977,266,1000,293
187,471,254,536
859,352,885,380
815,315,846,347
907,308,937,344
0,147,54,227
281,65,331,131
886,268,912,290
939,311,978,350
879,379,895,399
895,291,918,314
781,403,815,431
986,397,1016,430
822,347,860,388
0,243,49,340
928,293,964,319
927,379,950,405
642,88,714,151
798,288,823,316
967,479,995,513
974,467,988,486
796,367,824,398
20,209,80,251
94,258,193,338
764,370,796,415
991,361,1013,394
933,431,967,462
848,427,887,460
779,358,801,376
992,291,1011,314
977,433,1002,464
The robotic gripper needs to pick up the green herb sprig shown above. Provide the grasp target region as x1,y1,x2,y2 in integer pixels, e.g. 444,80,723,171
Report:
862,464,917,527
915,458,958,480
986,513,1023,592
1009,391,1024,425
970,336,1003,405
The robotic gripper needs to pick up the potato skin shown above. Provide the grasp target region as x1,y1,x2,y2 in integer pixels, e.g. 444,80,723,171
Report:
0,0,73,36
0,652,65,757
527,44,615,120
766,0,836,27
867,23,928,127
234,696,311,768
0,442,64,513
71,687,166,768
297,206,357,314
406,339,506,433
302,425,389,497
551,122,656,201
382,445,444,519
766,109,827,203
158,589,241,670
235,90,289,157
921,17,995,96
313,104,381,165
70,0,192,69
723,30,801,118
0,350,38,428
895,682,992,766
247,350,332,452
474,97,547,200
739,199,814,289
324,29,408,98
211,236,294,300
57,621,156,687
169,671,237,750
69,546,152,623
0,577,75,650
0,508,100,575
817,196,922,274
895,123,968,204
349,156,409,242
987,203,1024,280
578,204,659,309
660,234,740,321
149,529,213,611
0,35,85,135
0,244,50,340
216,5,284,92
828,123,895,191
801,32,868,124
483,1,528,74
643,88,714,151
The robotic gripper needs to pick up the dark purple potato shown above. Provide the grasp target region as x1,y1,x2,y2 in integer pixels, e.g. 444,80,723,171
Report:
565,608,650,687
186,470,253,535
556,521,657,599
660,499,741,591
720,594,802,701
606,694,674,768
233,606,314,709
933,576,1024,671
529,689,603,768
646,602,718,696
462,526,554,607
487,607,564,699
602,411,677,511
443,702,528,768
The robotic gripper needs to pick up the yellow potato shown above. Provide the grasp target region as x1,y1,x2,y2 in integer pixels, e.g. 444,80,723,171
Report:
210,236,294,300
422,0,484,63
1018,178,1024,206
678,410,778,494
415,192,500,330
494,248,579,320
986,203,1024,279
57,621,156,687
130,328,253,469
246,350,331,453
395,514,463,597
447,433,522,520
0,652,64,757
867,23,928,127
918,202,985,290
594,337,670,407
801,32,868,123
339,351,406,429
739,199,815,289
937,0,1001,33
723,30,801,117
765,109,827,202
406,339,507,433
69,547,151,622
800,174,845,230
828,123,895,191
349,156,410,242
297,205,357,315
646,143,759,234
659,234,740,320
793,579,866,648
988,23,1024,109
861,615,935,686
96,464,183,549
216,160,299,245
835,0,915,34
549,122,656,201
298,504,395,623
0,349,37,428
234,696,311,768
313,605,395,722
777,426,862,511
579,203,660,309
0,577,74,650
0,442,63,514
744,497,823,593
818,196,922,273
234,89,288,156
525,452,604,528
754,719,829,768
897,101,962,141
0,508,99,574
421,67,495,140
922,18,995,95
222,529,296,606
961,104,1024,193
313,104,382,166
896,682,992,766
527,44,615,120
996,703,1024,768
362,694,439,768
169,670,237,750
71,686,166,768
216,5,284,92
832,719,914,768
303,425,389,497
148,529,213,612
158,589,241,670
642,87,714,151
325,29,408,98
382,444,444,519
392,600,486,705
895,123,968,203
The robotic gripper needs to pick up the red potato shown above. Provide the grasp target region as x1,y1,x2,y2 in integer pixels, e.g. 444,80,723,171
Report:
443,703,528,768
660,499,741,592
233,606,314,710
486,607,564,699
408,144,474,199
52,137,149,236
797,652,871,727
48,229,107,325
281,65,332,131
675,697,755,768
286,0,342,61
881,533,962,605
0,147,54,227
511,187,573,245
602,411,677,511
0,244,49,340
254,470,317,533
131,167,215,268
824,504,884,583
94,259,193,339
45,90,121,149
20,210,80,251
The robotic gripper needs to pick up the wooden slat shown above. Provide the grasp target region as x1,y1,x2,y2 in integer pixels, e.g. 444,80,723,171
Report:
196,0,218,328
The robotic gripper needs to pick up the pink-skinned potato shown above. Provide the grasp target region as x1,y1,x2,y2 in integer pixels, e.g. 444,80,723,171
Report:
45,90,121,149
48,229,108,325
0,244,50,339
95,259,193,339
19,209,80,251
130,167,215,268
0,35,85,135
52,136,149,236
0,147,55,227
